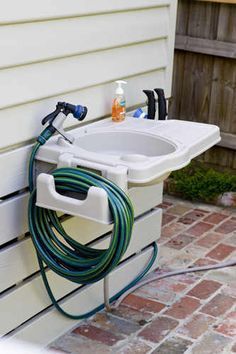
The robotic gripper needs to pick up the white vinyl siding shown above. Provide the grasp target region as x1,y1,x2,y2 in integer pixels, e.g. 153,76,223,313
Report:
0,0,177,344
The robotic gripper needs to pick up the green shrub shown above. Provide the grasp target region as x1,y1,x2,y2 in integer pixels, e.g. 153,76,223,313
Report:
168,162,236,203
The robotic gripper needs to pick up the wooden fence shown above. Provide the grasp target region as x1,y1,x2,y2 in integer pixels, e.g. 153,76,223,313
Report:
169,0,236,170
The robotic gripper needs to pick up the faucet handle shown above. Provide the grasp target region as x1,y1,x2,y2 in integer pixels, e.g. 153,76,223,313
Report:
143,90,156,120
154,88,167,120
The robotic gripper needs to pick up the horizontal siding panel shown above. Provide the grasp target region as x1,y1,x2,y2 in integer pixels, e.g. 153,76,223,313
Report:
0,193,29,246
9,247,156,346
0,169,163,245
0,39,167,109
0,69,165,150
0,70,166,198
0,222,159,335
0,0,170,24
0,8,169,69
0,209,161,293
0,145,32,198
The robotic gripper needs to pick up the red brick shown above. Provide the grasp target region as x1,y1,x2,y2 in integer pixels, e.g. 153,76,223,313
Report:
187,280,222,299
206,243,236,261
177,313,215,339
169,282,188,293
161,222,186,239
215,219,236,234
73,324,123,346
187,222,214,237
162,213,176,226
196,232,223,248
138,316,178,343
122,294,165,313
201,294,235,317
203,212,228,224
215,320,236,337
111,305,152,325
157,202,173,209
178,210,207,225
93,312,140,335
164,296,201,319
165,234,195,250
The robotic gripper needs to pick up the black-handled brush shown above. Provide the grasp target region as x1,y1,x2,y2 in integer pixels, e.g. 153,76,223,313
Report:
154,88,167,120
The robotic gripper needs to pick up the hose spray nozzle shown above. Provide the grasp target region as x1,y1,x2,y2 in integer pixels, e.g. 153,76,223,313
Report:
41,101,88,144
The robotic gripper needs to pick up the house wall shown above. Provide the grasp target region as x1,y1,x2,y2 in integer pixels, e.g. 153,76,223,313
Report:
0,0,177,345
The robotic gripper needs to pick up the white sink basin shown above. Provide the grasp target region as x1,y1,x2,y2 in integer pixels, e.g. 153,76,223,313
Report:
77,131,176,158
37,118,220,185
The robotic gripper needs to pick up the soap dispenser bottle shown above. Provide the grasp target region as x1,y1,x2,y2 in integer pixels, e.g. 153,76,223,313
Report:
112,80,127,122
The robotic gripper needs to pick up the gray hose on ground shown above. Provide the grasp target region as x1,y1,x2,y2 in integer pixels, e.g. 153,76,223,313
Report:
113,259,236,309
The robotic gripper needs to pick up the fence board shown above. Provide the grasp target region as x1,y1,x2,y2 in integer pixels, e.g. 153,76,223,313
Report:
175,35,236,58
169,0,236,169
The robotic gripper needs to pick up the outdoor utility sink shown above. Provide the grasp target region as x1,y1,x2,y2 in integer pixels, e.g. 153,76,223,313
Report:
37,117,220,186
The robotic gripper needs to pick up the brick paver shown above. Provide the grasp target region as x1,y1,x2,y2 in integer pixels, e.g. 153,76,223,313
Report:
206,243,236,260
187,222,214,237
177,313,215,339
200,294,235,317
73,325,124,346
164,296,201,319
164,233,195,249
138,316,179,342
196,232,224,248
49,196,236,354
187,279,222,299
215,218,236,234
122,294,165,314
203,212,228,224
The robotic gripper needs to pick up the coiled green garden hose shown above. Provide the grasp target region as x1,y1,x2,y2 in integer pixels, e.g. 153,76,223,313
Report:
28,128,158,319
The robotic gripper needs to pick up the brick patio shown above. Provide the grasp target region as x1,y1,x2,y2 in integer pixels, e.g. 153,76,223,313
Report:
50,196,236,354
